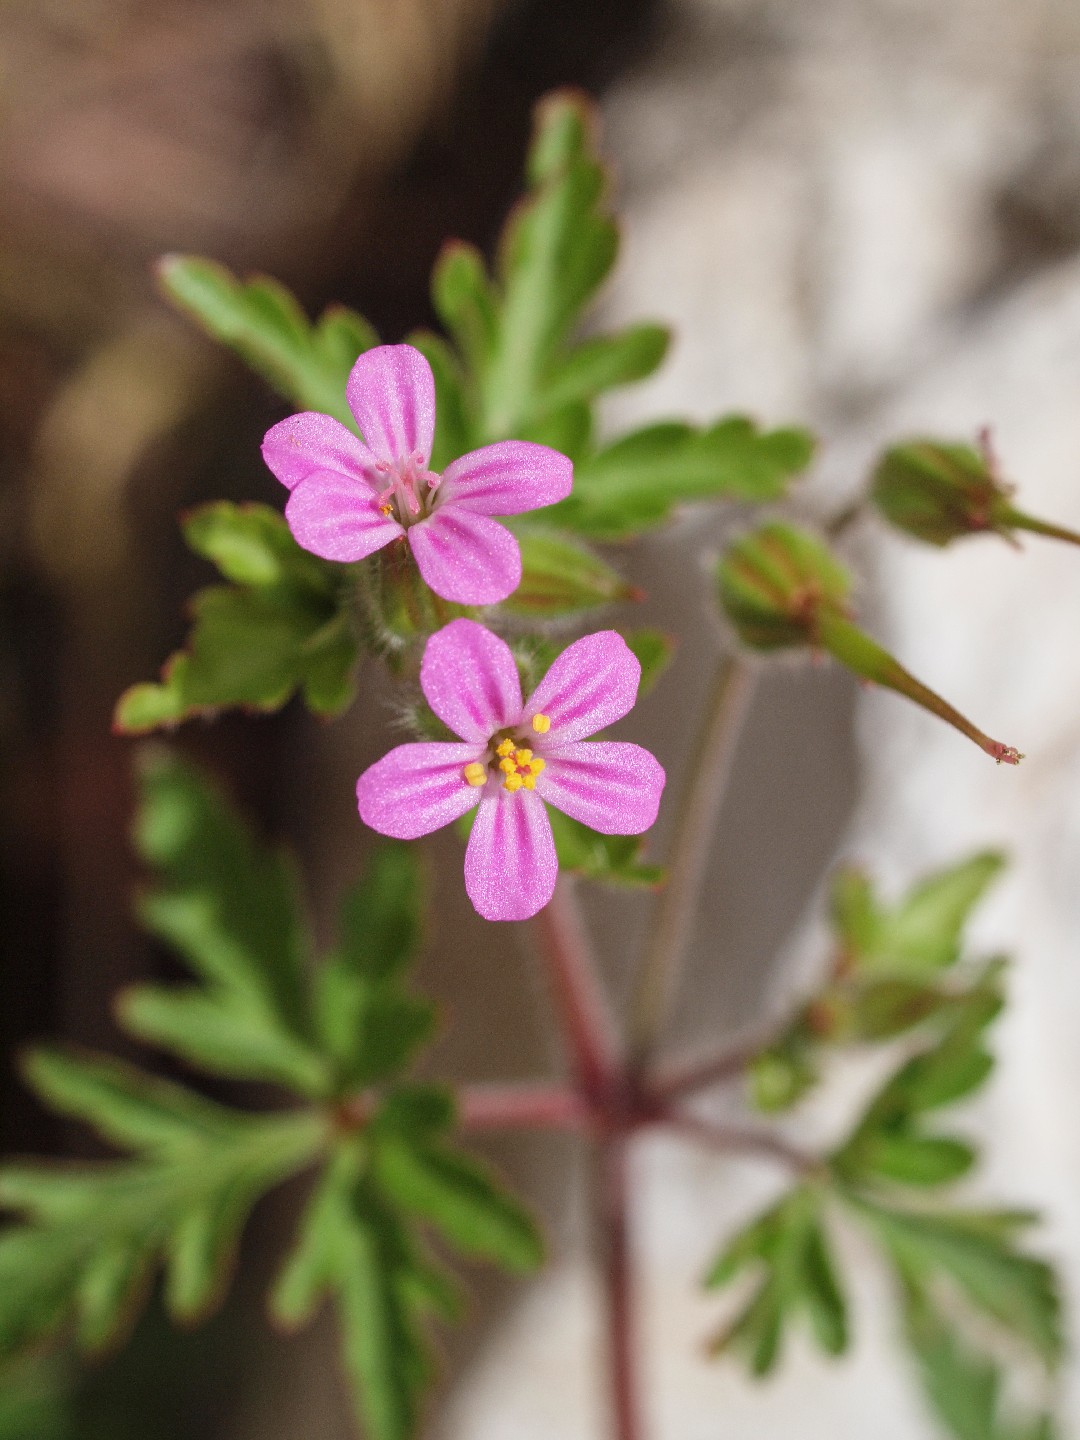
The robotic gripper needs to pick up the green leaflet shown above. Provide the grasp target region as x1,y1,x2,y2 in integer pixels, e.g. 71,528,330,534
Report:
848,1198,1062,1368
270,1141,435,1440
272,1108,542,1440
705,1185,848,1373
315,847,435,1092
0,1052,325,1351
158,256,377,428
551,420,815,539
832,853,1006,976
749,852,1007,1116
428,93,673,475
114,503,359,731
901,1280,1058,1440
122,749,330,1095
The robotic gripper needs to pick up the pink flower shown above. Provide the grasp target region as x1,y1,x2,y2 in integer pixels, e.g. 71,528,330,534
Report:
356,620,666,922
261,344,573,605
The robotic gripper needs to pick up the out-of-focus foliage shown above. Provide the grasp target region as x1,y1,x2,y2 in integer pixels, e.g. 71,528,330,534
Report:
709,854,1061,1440
0,756,541,1440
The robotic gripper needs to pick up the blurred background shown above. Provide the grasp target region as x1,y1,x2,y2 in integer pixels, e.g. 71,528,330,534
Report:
4,0,1080,1437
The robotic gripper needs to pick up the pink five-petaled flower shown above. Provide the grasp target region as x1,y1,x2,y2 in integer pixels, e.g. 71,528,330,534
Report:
356,620,667,922
260,344,573,605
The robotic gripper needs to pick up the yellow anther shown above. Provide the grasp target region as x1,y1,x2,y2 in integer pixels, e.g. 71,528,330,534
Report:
498,756,517,774
463,762,487,787
503,772,523,793
523,773,537,790
529,758,546,774
531,713,551,734
379,504,393,517
496,738,516,757
513,747,533,765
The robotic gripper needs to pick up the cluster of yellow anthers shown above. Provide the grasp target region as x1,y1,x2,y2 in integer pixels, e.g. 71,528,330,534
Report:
462,714,551,792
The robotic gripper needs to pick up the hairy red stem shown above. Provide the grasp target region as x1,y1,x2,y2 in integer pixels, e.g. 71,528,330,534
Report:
596,1133,643,1440
533,876,620,1100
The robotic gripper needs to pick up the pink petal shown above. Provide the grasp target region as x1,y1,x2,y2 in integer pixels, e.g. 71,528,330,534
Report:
261,413,377,491
408,508,521,605
285,471,403,563
346,344,435,465
465,790,558,922
440,441,573,515
356,742,484,840
524,631,641,743
420,619,523,742
539,741,666,834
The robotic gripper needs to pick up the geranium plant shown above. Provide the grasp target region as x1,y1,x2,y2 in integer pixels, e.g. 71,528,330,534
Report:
1,91,1073,1440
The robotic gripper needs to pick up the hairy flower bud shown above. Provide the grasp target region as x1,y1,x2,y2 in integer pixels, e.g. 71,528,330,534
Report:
872,438,1080,550
718,522,1021,764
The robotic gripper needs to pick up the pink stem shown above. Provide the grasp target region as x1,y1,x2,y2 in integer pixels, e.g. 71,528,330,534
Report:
457,1083,591,1132
533,876,620,1100
596,1134,643,1440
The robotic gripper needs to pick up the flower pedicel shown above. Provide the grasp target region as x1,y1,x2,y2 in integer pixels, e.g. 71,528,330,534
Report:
261,344,573,605
356,619,666,921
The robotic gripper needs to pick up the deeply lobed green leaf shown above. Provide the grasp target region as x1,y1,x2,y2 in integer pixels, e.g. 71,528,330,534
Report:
158,257,376,427
114,504,359,732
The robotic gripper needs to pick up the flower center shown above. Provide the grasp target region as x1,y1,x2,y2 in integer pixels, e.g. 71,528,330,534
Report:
462,714,552,793
376,452,441,527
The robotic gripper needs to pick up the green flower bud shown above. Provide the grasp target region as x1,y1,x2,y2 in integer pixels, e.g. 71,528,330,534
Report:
872,438,1080,550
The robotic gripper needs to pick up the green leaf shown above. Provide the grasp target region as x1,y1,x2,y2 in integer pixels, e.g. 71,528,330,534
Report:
481,93,618,440
114,503,359,731
430,243,499,388
316,847,433,1092
879,853,1006,975
503,528,638,618
270,1141,434,1440
832,853,1006,978
535,324,670,413
705,1186,848,1373
158,256,377,427
553,421,815,540
124,751,329,1095
623,627,675,697
373,1137,543,1275
856,1133,976,1188
547,807,663,888
901,1281,1059,1440
850,1197,1062,1366
0,1055,324,1355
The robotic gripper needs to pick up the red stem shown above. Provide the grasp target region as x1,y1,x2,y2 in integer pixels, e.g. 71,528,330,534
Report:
532,876,620,1100
596,1133,643,1440
457,1083,591,1132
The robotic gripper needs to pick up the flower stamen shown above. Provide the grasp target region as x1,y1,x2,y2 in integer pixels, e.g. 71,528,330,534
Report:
531,713,551,734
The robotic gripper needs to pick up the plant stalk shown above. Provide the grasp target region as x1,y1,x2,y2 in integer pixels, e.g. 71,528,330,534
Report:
595,1132,643,1440
533,876,620,1100
457,1083,591,1131
628,654,757,1067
